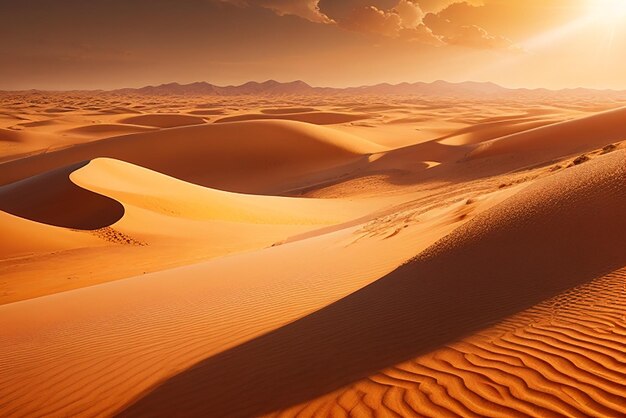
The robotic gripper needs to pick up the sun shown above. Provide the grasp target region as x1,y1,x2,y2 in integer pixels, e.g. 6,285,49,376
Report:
588,0,626,20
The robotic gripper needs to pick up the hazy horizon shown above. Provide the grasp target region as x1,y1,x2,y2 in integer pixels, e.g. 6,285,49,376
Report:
5,78,626,93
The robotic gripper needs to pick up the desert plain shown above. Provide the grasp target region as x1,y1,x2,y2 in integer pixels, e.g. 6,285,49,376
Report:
0,84,625,417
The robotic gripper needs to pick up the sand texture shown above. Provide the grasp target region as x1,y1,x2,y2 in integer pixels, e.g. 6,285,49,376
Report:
0,91,624,417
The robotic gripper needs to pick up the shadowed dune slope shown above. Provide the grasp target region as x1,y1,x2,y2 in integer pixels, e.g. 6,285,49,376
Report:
120,150,626,417
117,114,207,128
63,123,156,137
0,120,383,193
469,106,626,161
0,161,124,230
214,112,370,125
72,157,380,225
261,107,317,115
282,267,626,417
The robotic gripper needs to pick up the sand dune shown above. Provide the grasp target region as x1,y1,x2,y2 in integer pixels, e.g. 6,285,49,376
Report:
261,107,317,115
469,105,626,161
0,175,516,417
0,210,104,259
0,161,124,229
117,114,207,128
73,157,383,225
120,149,626,417
1,92,624,417
0,128,61,162
214,112,370,125
0,155,389,304
187,109,226,116
436,116,559,146
63,123,156,137
282,266,626,417
0,120,383,193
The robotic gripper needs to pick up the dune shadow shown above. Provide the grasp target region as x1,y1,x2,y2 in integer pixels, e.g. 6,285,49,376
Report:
118,157,626,417
213,112,369,125
0,161,125,230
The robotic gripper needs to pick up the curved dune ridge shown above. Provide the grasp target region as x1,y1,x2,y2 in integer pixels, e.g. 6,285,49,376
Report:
72,157,382,225
117,114,207,128
261,107,317,115
63,123,156,137
469,105,626,161
0,120,383,193
436,117,559,146
0,127,57,147
0,161,124,230
213,112,370,125
0,155,392,304
119,150,626,416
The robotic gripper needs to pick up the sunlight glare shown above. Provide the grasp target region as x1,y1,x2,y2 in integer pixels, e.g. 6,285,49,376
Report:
588,0,626,21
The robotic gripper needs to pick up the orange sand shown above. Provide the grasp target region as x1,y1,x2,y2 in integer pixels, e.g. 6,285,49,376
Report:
0,91,624,417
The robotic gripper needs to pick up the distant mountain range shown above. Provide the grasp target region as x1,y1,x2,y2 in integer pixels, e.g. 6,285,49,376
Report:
6,80,626,97
111,80,626,97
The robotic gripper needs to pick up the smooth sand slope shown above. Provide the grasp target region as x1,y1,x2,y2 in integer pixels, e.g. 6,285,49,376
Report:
0,120,383,194
469,105,626,161
214,112,370,125
0,210,105,259
1,156,386,303
0,176,518,418
119,149,626,417
117,114,207,128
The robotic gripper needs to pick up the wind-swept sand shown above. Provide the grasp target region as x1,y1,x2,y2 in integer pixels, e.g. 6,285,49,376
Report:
120,149,626,417
0,92,624,417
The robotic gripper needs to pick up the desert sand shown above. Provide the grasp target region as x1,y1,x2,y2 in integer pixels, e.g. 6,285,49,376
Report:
0,89,625,417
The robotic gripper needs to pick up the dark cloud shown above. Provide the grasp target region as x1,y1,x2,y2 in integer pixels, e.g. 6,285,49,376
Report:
424,5,515,49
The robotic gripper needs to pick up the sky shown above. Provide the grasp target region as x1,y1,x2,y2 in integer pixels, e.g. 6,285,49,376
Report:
1,0,626,90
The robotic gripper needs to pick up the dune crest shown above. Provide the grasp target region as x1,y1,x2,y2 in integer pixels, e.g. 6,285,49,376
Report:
214,112,370,125
0,120,384,193
469,106,626,161
0,161,124,230
117,114,207,128
72,158,380,225
119,150,626,417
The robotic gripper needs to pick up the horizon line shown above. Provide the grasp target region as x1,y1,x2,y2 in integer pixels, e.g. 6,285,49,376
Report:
2,79,626,93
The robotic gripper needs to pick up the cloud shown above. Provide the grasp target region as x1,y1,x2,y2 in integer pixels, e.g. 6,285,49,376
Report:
339,5,403,37
416,0,467,13
337,1,436,40
447,24,515,49
215,0,513,49
216,0,332,23
395,0,425,28
399,24,445,46
423,2,516,49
